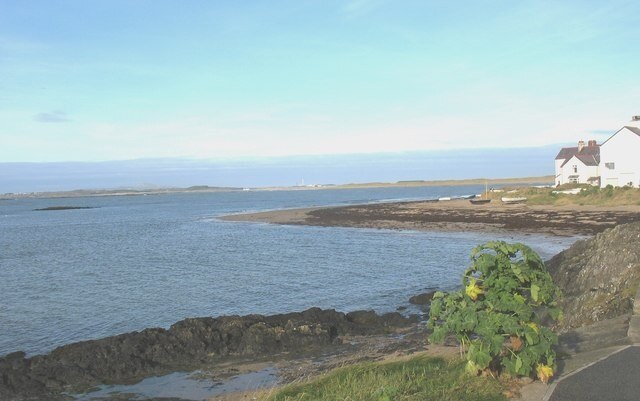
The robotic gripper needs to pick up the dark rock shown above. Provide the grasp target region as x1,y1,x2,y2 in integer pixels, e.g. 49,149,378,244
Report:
381,312,418,327
547,222,640,332
0,307,414,401
409,291,436,305
34,206,96,211
346,310,380,329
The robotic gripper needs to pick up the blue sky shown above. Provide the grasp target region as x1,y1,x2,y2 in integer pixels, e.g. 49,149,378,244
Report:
1,0,639,163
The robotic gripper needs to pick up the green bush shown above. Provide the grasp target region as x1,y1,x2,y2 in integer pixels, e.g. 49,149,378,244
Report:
427,242,561,383
603,185,615,198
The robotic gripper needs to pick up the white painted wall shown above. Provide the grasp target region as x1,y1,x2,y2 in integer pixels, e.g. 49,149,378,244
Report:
556,155,598,185
600,127,640,188
554,159,565,186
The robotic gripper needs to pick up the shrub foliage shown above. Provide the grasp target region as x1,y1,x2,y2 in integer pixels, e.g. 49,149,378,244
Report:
427,241,562,382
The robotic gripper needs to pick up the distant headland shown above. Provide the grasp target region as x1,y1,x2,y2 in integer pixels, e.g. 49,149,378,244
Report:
1,175,554,200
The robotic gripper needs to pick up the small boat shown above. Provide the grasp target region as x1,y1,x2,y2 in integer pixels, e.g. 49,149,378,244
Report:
470,198,491,205
470,182,492,205
501,197,527,204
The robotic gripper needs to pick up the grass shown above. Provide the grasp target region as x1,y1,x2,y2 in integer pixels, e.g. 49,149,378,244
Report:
266,355,509,401
489,185,640,206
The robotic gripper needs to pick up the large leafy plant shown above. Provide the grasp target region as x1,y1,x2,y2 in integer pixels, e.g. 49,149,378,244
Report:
427,241,562,383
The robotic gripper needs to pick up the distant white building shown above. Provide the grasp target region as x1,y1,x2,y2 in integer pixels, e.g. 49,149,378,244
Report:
600,123,640,188
554,140,600,186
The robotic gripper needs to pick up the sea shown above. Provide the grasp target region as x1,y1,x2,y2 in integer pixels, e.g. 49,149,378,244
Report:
0,185,578,358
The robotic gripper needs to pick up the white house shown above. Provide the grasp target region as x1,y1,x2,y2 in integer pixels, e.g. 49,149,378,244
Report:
554,140,600,186
600,125,640,188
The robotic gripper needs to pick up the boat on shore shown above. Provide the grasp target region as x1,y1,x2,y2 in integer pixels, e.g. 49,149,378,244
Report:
469,198,491,205
501,197,527,204
469,182,492,205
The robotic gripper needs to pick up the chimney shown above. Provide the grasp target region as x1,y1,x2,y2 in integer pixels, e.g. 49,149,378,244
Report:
588,140,597,147
632,115,640,122
578,140,585,152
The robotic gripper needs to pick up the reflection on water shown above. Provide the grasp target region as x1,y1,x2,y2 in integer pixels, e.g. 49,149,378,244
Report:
74,367,279,401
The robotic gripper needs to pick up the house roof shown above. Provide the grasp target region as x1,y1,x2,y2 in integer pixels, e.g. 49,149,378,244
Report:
556,144,600,167
626,126,640,136
601,126,640,146
575,153,600,166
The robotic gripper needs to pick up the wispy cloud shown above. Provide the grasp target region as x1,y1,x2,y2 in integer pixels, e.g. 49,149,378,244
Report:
33,111,71,123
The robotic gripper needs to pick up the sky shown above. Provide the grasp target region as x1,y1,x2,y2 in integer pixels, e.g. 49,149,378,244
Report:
1,0,639,164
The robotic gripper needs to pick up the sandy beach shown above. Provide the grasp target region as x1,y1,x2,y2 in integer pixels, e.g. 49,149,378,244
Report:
220,199,640,236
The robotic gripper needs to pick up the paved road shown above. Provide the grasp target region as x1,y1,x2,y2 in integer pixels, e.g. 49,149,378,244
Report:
549,346,640,401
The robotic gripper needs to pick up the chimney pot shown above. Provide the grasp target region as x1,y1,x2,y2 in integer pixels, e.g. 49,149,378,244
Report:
578,140,585,152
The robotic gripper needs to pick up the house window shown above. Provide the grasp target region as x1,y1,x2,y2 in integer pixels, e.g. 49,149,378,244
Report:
569,177,579,184
605,162,615,170
572,165,577,173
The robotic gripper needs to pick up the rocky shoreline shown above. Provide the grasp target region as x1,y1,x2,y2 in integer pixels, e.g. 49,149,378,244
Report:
220,199,640,236
0,308,417,401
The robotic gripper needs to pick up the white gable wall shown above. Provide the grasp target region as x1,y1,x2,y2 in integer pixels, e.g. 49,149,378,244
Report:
558,155,598,185
554,159,565,186
600,127,640,188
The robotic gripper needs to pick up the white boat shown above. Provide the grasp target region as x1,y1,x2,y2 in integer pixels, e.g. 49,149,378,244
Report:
501,197,527,204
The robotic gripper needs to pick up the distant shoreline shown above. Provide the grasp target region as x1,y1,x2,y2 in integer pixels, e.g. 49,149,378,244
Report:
0,175,553,200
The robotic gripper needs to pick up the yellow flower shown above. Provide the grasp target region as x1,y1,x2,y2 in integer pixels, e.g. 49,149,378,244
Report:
536,364,554,384
465,278,484,301
527,322,539,334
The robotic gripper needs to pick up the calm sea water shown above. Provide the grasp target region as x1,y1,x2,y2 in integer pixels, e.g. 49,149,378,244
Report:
0,186,577,357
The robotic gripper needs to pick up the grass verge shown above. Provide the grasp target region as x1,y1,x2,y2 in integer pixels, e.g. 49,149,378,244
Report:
266,355,508,401
492,185,640,206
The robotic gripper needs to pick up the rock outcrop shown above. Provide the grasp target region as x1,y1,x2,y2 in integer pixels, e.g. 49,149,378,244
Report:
409,291,436,305
0,308,415,401
547,222,640,331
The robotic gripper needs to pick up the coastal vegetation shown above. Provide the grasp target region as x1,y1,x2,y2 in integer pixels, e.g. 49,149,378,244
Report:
428,242,561,383
493,184,640,206
267,355,508,401
267,242,564,401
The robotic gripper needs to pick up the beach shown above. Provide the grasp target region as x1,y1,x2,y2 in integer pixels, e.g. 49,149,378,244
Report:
221,199,640,236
